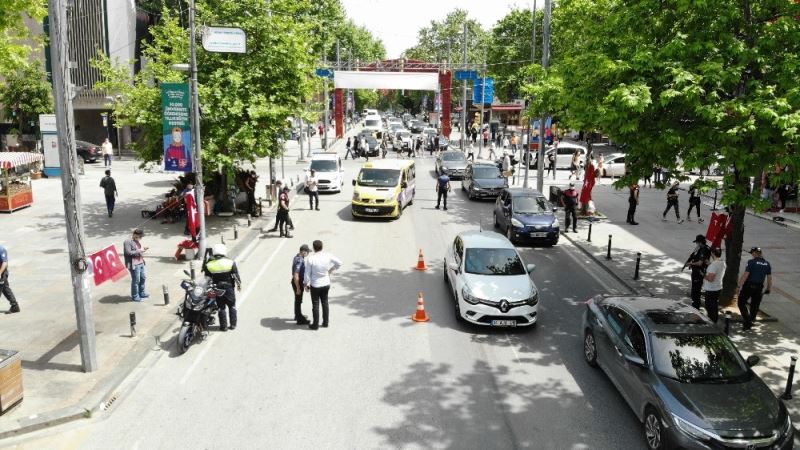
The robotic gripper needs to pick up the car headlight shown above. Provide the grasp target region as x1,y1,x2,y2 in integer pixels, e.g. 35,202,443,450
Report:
526,291,539,306
510,218,524,228
192,286,204,297
461,287,480,305
551,218,559,228
672,414,715,441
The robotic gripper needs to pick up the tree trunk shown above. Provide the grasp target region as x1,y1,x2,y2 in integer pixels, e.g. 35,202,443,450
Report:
720,183,747,307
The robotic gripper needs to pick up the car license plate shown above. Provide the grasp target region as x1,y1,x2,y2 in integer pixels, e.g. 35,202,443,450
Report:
491,320,516,327
365,208,378,213
530,232,547,238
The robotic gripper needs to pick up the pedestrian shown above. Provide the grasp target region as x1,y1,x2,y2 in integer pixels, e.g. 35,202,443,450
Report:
511,134,518,154
415,136,422,157
737,247,773,331
435,171,451,210
466,143,475,162
353,137,361,159
487,141,497,160
482,128,489,147
662,181,684,223
360,137,368,160
245,170,258,216
471,126,478,144
561,182,579,233
597,154,605,176
687,178,704,222
653,164,661,185
502,151,512,183
203,244,241,331
626,183,640,225
502,135,510,151
318,124,323,138
546,151,556,179
101,138,113,167
643,168,652,188
568,151,581,181
99,169,118,218
123,229,149,302
291,244,311,325
433,134,440,156
345,137,353,159
268,180,293,232
0,244,20,313
702,247,725,323
307,169,320,211
277,186,293,238
682,234,710,310
777,183,790,212
303,240,342,330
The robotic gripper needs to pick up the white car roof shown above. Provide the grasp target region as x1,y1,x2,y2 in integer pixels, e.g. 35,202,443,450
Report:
459,230,515,249
310,152,339,160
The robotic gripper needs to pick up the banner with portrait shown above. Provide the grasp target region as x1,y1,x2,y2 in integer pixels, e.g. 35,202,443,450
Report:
161,83,193,172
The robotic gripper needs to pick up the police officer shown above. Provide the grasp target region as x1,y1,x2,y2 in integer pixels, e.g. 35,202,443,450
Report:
682,235,710,309
291,244,311,325
0,244,20,313
435,171,451,210
203,244,241,331
737,247,773,331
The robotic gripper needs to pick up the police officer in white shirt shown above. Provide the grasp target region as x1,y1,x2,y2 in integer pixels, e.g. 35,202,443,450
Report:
303,240,342,330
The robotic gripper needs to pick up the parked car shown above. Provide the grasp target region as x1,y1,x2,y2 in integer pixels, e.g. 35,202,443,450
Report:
582,295,793,450
462,161,508,200
393,130,413,150
444,231,539,328
76,140,100,162
494,188,559,246
530,141,587,169
436,151,468,179
600,153,627,177
362,135,380,157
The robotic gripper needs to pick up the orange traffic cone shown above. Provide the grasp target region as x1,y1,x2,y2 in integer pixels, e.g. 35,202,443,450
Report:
412,292,430,322
414,248,428,271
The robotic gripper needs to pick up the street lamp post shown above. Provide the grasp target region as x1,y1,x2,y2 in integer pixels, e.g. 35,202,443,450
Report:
188,0,207,259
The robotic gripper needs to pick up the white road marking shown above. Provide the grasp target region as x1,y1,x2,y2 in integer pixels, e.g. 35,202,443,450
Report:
179,239,287,385
561,239,623,294
504,333,521,364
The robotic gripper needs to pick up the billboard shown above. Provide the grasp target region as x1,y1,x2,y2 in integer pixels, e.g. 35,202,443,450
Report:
161,83,193,172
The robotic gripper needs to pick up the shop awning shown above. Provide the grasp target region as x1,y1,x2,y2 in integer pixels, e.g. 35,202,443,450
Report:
491,104,523,111
0,152,44,169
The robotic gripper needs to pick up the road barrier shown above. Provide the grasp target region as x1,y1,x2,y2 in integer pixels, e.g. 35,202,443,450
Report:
412,292,430,322
415,249,428,271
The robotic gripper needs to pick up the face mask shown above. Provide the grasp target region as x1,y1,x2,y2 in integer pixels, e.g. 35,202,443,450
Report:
172,131,182,143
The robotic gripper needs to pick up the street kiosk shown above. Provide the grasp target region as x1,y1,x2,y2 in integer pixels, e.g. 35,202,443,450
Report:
0,152,43,212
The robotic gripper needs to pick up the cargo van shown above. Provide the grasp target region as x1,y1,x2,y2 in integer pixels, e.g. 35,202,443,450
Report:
363,114,382,132
306,152,343,193
351,160,416,219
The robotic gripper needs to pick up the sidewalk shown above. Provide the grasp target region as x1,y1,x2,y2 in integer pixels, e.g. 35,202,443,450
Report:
0,135,337,438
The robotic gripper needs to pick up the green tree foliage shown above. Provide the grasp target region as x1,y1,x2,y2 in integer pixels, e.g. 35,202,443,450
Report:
0,62,53,135
525,0,800,303
0,0,46,76
487,8,543,102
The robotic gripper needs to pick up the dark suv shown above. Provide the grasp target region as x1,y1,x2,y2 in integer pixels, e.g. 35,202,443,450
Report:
461,161,507,200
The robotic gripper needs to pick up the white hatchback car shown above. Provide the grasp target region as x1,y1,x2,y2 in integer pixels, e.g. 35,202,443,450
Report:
444,231,539,327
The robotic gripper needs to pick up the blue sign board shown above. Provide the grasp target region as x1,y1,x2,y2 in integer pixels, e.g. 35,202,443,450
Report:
473,78,495,104
315,68,333,78
455,70,478,81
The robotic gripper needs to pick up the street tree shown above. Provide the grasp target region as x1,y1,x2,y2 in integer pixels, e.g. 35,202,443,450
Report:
0,0,46,76
526,0,800,304
0,62,53,136
487,8,544,102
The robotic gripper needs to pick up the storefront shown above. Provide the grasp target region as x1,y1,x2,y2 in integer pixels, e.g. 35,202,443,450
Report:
0,152,43,213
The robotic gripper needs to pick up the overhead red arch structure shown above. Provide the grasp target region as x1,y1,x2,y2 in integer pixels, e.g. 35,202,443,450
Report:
333,58,452,139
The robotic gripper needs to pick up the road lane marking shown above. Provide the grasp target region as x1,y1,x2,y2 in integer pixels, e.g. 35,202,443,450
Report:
561,239,624,294
179,238,287,385
504,333,521,364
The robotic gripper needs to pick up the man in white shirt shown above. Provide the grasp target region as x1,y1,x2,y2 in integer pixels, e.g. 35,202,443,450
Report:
307,169,319,211
102,138,114,167
304,240,342,330
702,247,726,323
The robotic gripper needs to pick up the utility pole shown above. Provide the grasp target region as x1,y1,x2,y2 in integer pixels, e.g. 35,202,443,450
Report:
348,48,352,130
323,52,329,150
524,0,537,189
478,47,487,158
48,0,97,372
537,0,551,193
447,39,452,70
189,0,207,259
461,22,468,151
336,40,340,138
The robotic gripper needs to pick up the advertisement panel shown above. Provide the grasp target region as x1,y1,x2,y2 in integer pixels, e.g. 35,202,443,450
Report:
161,83,193,172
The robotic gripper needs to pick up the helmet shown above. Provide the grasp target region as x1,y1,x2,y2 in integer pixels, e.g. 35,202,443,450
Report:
212,244,227,257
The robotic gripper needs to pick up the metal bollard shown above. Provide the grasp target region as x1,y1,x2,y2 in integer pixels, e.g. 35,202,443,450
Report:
781,356,798,400
634,253,641,280
712,188,718,211
587,221,593,242
162,284,169,305
189,260,196,281
247,215,251,227
129,312,137,337
606,235,612,260
234,225,238,240
221,235,225,245
724,311,731,335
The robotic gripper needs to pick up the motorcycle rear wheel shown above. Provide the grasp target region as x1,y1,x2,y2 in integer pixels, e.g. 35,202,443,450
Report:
177,324,194,354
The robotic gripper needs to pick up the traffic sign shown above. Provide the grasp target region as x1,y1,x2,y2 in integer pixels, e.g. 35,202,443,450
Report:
455,70,478,81
472,78,495,104
315,68,333,78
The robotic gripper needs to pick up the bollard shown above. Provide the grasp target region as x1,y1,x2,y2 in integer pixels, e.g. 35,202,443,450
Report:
587,221,593,242
781,356,798,400
129,312,137,337
234,225,239,240
221,235,225,245
189,260,196,281
724,311,731,335
247,215,251,227
712,188,718,211
162,284,169,305
634,252,641,280
606,235,612,260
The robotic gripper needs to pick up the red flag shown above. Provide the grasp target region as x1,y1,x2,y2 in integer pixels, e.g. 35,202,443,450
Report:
579,161,596,204
90,244,127,286
705,213,729,248
185,189,200,240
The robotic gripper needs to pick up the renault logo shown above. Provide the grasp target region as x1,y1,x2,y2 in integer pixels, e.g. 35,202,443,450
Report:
499,300,510,313
746,445,756,450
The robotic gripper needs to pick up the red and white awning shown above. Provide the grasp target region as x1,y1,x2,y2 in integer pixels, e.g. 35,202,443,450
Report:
0,152,43,169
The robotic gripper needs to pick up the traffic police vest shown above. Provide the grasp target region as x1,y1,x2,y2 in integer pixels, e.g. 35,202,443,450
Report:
205,257,236,285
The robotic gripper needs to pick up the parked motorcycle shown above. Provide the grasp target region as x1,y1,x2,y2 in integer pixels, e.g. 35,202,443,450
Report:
176,271,224,354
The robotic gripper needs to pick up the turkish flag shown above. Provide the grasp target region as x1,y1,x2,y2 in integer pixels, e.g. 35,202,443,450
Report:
185,189,200,240
705,213,729,248
579,162,596,204
90,244,127,286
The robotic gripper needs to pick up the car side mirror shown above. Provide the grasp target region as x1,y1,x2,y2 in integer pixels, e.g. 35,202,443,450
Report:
526,264,536,273
448,262,460,273
351,179,356,186
746,355,759,367
623,354,646,368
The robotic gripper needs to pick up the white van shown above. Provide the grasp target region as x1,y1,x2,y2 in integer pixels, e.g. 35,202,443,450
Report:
306,152,344,193
363,114,382,132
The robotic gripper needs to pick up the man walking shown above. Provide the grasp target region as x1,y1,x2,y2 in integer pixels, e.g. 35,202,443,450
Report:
737,247,773,331
682,235,710,310
662,181,684,223
307,169,320,211
203,244,241,331
123,229,149,302
687,178,704,222
102,138,113,167
0,244,20,313
345,137,353,159
561,182,579,233
545,152,556,179
245,170,258,216
626,183,640,225
277,186,293,238
703,247,725,323
99,169,118,217
435,171,451,210
291,244,311,325
304,240,342,330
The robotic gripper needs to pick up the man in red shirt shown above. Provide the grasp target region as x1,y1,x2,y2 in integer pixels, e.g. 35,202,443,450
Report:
561,182,579,233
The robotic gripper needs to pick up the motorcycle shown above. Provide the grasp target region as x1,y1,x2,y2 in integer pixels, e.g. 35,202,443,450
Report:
176,271,224,354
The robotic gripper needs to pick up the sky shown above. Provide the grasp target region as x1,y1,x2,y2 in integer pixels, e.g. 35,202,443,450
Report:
340,0,536,59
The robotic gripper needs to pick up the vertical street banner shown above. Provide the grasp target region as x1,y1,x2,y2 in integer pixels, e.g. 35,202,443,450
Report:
161,83,193,172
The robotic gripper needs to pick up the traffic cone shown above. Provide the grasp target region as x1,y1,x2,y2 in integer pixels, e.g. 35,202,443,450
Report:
414,248,428,271
412,292,430,322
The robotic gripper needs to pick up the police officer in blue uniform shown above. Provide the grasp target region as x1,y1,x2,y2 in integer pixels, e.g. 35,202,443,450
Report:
203,244,241,331
737,246,773,331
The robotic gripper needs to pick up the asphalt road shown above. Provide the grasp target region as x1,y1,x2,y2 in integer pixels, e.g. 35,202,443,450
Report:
4,155,647,450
